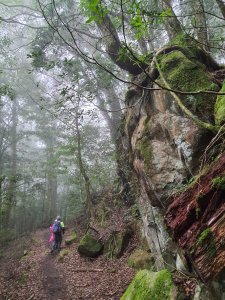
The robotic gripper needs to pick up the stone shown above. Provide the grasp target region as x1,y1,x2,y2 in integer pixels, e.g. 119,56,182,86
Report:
78,233,103,257
103,229,131,259
120,269,176,300
65,231,77,245
128,249,154,270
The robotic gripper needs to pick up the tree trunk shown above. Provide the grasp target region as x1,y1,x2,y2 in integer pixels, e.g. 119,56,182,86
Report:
192,0,210,51
5,98,18,228
160,0,183,40
215,0,225,18
75,110,92,216
95,12,148,75
46,135,57,221
165,153,225,282
96,88,137,204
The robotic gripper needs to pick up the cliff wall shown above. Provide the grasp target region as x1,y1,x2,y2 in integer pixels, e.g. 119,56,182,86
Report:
123,44,225,294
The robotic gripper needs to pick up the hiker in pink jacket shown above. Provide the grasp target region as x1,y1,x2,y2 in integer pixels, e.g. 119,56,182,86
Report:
48,225,54,248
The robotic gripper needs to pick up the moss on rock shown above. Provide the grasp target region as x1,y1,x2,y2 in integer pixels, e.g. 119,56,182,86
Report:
128,249,154,270
214,81,225,126
120,269,175,300
78,233,103,257
65,231,77,245
158,50,218,121
104,230,131,259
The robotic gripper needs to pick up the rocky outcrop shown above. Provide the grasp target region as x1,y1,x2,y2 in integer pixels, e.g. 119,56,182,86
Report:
123,42,225,291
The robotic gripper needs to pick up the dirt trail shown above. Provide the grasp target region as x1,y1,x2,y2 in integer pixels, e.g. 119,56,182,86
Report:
0,229,70,300
40,231,68,300
0,228,135,300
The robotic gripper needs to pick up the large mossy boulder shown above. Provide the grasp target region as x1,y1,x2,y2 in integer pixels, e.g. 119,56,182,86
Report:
120,269,176,300
104,229,131,259
77,233,103,257
215,81,225,126
128,249,154,270
158,49,218,121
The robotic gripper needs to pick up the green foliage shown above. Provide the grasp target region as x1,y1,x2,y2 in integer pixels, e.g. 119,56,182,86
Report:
214,81,225,126
0,85,16,100
27,49,56,70
80,0,108,24
198,228,211,245
129,1,147,40
212,176,225,189
120,269,174,300
198,228,216,258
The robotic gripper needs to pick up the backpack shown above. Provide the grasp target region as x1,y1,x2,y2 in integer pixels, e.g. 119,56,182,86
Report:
52,221,61,234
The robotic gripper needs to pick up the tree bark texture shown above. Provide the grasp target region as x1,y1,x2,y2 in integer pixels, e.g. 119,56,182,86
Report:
165,153,225,282
216,0,225,19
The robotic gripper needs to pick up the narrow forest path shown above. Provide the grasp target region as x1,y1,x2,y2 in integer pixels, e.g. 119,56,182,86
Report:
39,231,68,300
0,227,134,300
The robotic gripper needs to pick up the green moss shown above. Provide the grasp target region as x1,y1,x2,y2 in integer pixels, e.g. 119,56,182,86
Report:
128,249,154,270
120,269,174,300
137,136,152,166
78,233,103,257
158,50,218,119
215,81,225,125
198,228,216,258
198,228,211,245
17,271,28,283
212,175,225,189
58,249,70,262
65,231,77,245
104,230,130,259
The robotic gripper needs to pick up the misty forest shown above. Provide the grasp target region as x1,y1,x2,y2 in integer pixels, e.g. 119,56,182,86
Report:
0,0,225,299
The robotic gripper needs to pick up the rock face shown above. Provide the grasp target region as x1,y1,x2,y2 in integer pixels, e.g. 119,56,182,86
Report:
123,44,225,286
103,229,131,259
120,269,175,300
77,233,103,257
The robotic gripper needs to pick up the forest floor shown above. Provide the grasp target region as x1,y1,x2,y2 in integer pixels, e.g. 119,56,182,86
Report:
0,226,135,300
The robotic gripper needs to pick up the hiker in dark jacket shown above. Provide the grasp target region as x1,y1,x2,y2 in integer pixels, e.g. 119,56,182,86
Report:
51,216,65,252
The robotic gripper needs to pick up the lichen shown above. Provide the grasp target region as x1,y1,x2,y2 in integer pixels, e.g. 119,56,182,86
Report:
158,50,218,120
214,81,225,126
120,269,174,300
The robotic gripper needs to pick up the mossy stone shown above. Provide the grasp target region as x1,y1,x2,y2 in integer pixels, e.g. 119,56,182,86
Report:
215,81,225,126
120,269,175,300
128,249,154,270
104,230,131,259
65,231,77,245
158,50,218,121
78,234,103,257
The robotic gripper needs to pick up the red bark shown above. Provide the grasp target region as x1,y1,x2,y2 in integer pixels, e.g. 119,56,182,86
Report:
165,154,225,282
